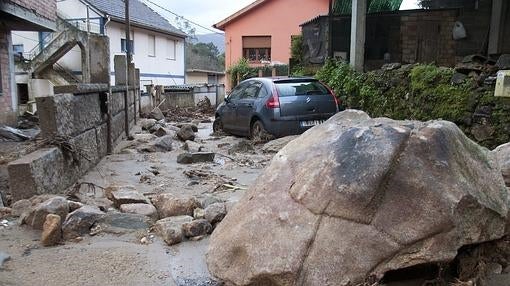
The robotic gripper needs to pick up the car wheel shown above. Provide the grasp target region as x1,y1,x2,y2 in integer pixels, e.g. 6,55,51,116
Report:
251,120,272,143
213,117,224,133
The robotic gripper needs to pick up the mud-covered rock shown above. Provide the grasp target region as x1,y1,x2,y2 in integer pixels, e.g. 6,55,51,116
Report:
41,214,62,247
149,107,165,121
120,203,158,220
207,110,509,286
141,119,157,131
62,206,105,240
151,194,201,218
193,208,205,220
23,197,69,230
494,143,510,187
10,199,31,217
106,186,148,208
155,216,193,246
177,152,215,164
153,135,174,152
177,125,196,141
204,203,227,224
182,219,212,237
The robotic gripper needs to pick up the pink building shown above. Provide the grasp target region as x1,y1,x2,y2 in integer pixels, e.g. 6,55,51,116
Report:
214,0,330,72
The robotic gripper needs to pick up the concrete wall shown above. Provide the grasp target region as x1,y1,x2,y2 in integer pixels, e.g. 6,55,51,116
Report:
186,72,226,85
8,84,138,201
162,84,225,109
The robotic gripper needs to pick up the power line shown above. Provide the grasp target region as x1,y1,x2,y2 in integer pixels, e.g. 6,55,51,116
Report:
142,0,223,35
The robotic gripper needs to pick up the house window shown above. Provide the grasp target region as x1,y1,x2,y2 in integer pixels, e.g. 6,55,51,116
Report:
167,39,176,60
13,44,24,56
148,35,155,57
242,36,271,63
121,39,135,54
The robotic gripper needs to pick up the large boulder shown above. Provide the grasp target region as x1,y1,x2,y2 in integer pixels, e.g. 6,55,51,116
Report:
155,215,193,245
494,143,510,187
206,110,509,286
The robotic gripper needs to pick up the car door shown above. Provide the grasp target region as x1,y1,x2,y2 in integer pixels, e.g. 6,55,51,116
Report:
236,81,263,134
222,83,246,132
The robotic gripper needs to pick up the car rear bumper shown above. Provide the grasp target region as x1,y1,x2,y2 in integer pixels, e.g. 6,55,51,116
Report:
261,113,336,138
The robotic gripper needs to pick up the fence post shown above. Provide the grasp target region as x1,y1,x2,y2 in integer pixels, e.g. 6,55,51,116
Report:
272,67,277,77
258,69,263,77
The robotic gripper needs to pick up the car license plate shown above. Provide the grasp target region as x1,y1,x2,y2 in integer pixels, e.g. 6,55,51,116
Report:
300,120,324,127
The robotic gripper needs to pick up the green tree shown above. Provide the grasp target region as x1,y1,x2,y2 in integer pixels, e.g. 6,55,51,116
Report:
186,42,224,72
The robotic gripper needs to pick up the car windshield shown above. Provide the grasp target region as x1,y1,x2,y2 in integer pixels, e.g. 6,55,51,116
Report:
275,81,330,97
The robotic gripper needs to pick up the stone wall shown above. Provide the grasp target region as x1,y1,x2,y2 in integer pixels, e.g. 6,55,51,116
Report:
400,10,457,66
7,85,138,201
8,0,57,21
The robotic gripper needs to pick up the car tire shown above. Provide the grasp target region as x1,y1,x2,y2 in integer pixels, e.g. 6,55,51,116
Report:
213,117,224,133
251,120,272,143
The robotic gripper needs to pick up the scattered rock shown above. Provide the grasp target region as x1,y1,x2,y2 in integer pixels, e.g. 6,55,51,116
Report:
452,72,468,85
0,252,10,269
68,201,84,212
204,203,227,224
149,107,165,121
182,219,212,237
155,216,193,245
207,110,509,286
228,140,255,155
107,187,148,208
120,203,158,220
496,54,510,70
132,133,157,143
141,119,157,131
24,197,69,230
154,127,174,138
177,152,215,164
381,62,401,71
200,195,224,209
62,206,105,240
153,135,174,152
262,136,299,153
97,212,151,234
0,208,11,220
193,208,205,220
177,125,196,141
494,143,510,187
151,194,201,218
41,214,62,247
10,199,31,217
183,140,205,153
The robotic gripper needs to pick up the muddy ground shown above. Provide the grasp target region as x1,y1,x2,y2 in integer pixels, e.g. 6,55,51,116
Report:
0,120,275,286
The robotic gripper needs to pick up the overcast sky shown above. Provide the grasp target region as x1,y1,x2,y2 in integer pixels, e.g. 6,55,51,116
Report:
145,0,420,35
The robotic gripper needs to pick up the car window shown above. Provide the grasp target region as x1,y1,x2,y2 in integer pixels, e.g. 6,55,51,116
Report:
228,82,249,101
257,84,271,98
241,81,262,99
275,81,330,97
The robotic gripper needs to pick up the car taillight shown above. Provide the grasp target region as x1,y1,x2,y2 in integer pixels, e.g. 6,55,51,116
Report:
322,82,340,110
266,87,280,109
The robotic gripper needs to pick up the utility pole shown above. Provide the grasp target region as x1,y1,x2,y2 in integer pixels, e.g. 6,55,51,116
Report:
124,0,131,137
328,0,334,58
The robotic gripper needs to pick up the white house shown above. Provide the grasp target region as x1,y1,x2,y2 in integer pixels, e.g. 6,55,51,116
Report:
12,0,187,86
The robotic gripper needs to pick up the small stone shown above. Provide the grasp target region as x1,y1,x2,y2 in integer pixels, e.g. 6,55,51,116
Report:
177,125,196,141
62,206,105,240
149,107,165,121
177,152,215,164
452,72,467,85
24,197,69,230
155,216,193,246
487,262,503,274
41,214,62,247
193,208,205,219
140,237,149,244
141,119,157,130
182,219,213,237
0,251,11,269
183,140,204,153
120,203,158,220
11,199,32,217
0,207,12,219
200,195,224,209
205,203,227,224
108,187,148,208
153,135,174,152
151,194,201,218
68,201,84,212
97,212,151,234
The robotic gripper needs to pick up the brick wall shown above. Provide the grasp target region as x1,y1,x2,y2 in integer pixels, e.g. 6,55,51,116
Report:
0,30,13,118
8,0,56,21
401,10,457,67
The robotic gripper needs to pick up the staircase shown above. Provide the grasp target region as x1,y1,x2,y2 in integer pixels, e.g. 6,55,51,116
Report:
27,17,89,83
